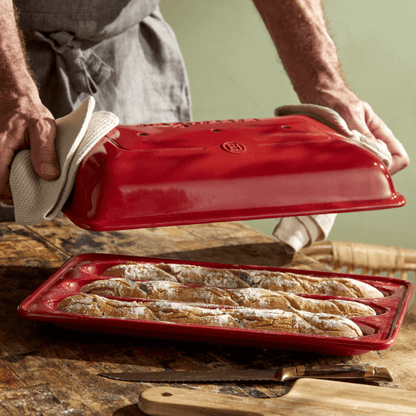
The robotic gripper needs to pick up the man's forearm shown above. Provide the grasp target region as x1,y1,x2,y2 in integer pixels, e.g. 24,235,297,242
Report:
253,0,350,106
0,0,36,102
253,0,409,175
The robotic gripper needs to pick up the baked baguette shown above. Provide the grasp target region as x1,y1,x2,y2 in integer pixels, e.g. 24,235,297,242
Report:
80,278,376,317
235,270,383,298
234,308,363,338
81,279,237,306
103,262,249,288
56,293,240,328
56,293,156,320
146,302,241,327
229,288,375,317
56,293,363,338
102,262,177,282
102,262,383,298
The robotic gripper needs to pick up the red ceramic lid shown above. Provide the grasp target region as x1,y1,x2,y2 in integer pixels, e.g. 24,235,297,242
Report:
62,115,405,231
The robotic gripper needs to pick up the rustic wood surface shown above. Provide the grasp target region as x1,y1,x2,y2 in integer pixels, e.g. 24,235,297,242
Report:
0,217,414,415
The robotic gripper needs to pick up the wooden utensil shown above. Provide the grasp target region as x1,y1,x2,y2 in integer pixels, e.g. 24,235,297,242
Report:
138,378,416,416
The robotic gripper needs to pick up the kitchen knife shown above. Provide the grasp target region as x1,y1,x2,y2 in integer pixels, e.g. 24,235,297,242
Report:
98,364,392,383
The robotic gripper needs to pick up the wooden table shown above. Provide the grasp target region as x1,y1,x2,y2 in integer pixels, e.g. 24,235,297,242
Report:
0,217,414,415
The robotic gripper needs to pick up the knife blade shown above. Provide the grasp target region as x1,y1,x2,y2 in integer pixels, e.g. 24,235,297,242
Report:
98,364,393,383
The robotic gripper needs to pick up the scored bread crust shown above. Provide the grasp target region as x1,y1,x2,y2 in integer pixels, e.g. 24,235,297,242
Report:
80,278,376,317
56,293,363,338
102,262,383,298
56,294,241,328
103,263,248,288
56,293,156,320
234,308,362,337
240,270,383,299
81,279,236,306
102,262,177,281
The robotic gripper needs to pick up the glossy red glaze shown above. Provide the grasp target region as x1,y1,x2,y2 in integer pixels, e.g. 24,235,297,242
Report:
17,254,413,356
62,115,405,231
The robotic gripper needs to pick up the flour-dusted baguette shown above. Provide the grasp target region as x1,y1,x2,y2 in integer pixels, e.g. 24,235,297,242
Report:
81,279,237,306
234,270,383,299
146,302,241,328
56,293,241,328
102,262,178,282
102,262,383,299
56,293,363,338
234,308,363,338
229,289,376,317
103,262,249,288
56,293,156,320
80,278,376,317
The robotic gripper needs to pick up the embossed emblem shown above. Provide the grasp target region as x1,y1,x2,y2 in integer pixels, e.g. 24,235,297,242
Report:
221,142,246,153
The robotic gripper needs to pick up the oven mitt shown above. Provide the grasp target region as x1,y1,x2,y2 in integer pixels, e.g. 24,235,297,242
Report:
9,96,119,225
273,104,393,253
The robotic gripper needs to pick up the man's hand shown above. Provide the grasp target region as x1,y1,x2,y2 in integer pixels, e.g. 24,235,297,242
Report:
253,0,409,175
0,0,60,206
324,92,409,175
0,97,59,205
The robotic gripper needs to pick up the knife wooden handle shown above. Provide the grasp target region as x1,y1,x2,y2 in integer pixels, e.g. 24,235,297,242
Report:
281,364,393,382
138,386,271,416
138,380,416,416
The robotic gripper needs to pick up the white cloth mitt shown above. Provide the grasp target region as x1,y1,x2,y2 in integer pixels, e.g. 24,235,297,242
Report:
10,96,119,225
273,214,337,254
272,104,393,253
275,103,392,168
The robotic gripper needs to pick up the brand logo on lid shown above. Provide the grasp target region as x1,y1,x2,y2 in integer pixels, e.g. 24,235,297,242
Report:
221,142,246,153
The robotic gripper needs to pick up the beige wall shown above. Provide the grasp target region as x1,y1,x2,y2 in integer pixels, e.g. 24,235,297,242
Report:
160,0,416,249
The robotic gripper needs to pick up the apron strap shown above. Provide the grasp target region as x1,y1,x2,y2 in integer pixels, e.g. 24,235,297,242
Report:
33,30,113,94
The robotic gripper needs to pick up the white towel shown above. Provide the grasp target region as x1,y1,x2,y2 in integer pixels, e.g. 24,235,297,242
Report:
273,214,337,254
275,104,392,168
10,97,119,225
273,104,392,253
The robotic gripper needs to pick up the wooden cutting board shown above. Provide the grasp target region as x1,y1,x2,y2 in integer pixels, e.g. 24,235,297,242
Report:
138,378,416,416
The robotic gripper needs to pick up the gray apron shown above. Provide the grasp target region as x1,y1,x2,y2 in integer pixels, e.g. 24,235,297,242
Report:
1,0,192,221
14,0,192,123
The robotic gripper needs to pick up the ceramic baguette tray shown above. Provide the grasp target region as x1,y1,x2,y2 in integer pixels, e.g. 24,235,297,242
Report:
62,115,405,231
18,253,413,356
